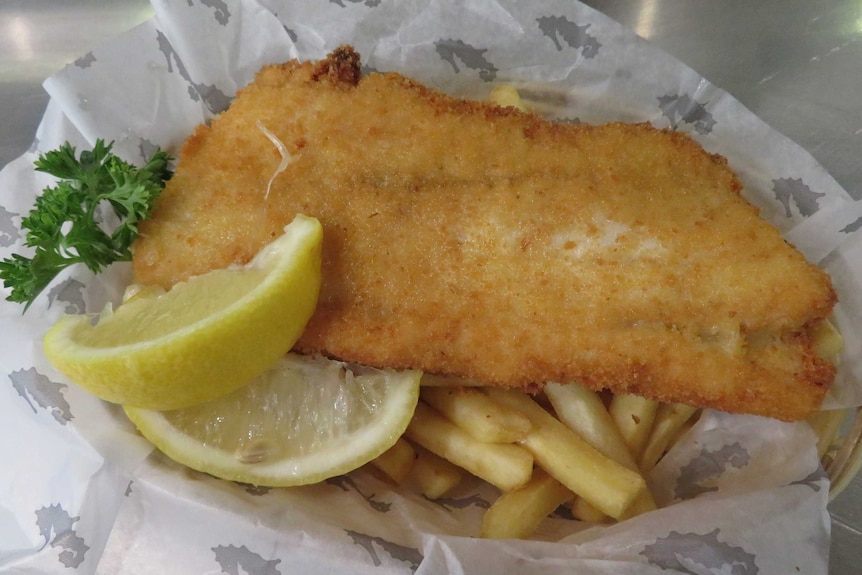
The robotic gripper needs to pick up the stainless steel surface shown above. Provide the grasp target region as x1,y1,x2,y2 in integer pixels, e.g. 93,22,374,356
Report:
1,0,860,571
0,0,154,165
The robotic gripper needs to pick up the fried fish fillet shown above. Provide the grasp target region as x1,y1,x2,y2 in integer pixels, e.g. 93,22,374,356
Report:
132,46,836,421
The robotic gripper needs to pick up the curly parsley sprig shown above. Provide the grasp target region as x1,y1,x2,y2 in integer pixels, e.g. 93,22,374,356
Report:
0,139,172,310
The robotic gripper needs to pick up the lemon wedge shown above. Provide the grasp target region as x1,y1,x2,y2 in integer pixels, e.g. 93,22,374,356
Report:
124,354,421,486
43,214,323,410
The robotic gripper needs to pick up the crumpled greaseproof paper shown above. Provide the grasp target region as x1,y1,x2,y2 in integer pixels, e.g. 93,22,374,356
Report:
1,1,860,573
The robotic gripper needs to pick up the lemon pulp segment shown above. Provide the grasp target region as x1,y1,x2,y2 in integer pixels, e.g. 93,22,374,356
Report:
125,354,422,486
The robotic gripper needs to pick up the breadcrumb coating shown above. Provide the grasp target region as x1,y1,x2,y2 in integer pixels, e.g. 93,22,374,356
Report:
133,46,836,421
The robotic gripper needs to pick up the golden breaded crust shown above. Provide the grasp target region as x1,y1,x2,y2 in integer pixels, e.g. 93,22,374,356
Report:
133,46,837,421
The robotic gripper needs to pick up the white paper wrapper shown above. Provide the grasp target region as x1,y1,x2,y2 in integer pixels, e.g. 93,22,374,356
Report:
1,1,860,573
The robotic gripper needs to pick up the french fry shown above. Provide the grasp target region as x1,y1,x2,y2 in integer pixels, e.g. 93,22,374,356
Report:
370,437,417,484
574,484,653,525
609,393,659,460
813,318,844,361
407,443,464,499
571,497,608,524
544,382,637,470
421,386,531,443
573,482,656,523
668,414,697,446
481,468,573,539
485,388,647,520
488,85,530,112
639,403,699,473
545,383,658,520
404,401,534,492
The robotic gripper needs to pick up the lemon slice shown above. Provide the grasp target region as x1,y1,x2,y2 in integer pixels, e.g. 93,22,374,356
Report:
43,215,323,410
124,354,421,486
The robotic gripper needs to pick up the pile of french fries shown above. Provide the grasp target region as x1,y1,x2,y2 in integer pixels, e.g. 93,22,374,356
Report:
368,377,698,539
368,376,847,540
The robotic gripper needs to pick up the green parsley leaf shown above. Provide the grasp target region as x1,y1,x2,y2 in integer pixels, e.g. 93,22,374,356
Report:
0,139,172,311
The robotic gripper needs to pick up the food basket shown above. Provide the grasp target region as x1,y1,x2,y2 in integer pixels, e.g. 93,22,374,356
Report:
825,407,862,499
2,1,861,573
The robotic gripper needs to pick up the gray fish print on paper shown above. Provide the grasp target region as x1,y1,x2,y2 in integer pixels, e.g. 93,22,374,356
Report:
188,0,231,26
330,0,382,7
240,483,272,496
536,15,601,58
435,39,498,81
212,544,281,575
259,7,298,42
36,504,90,568
346,530,423,573
429,492,491,511
674,442,750,500
156,30,232,114
658,93,716,135
10,367,73,425
841,216,862,233
139,138,164,165
74,51,96,69
47,278,87,314
641,529,758,575
326,474,391,512
361,63,381,76
0,205,20,247
772,177,825,217
788,467,827,492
